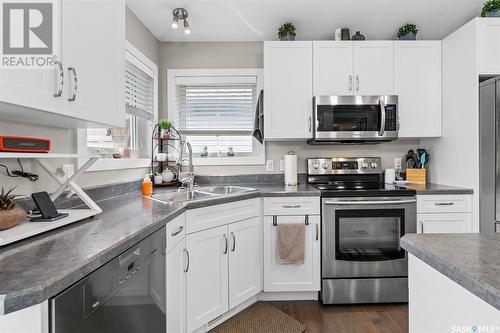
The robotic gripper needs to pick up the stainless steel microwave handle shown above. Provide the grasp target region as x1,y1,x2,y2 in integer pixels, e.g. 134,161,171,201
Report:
324,199,416,205
378,99,386,137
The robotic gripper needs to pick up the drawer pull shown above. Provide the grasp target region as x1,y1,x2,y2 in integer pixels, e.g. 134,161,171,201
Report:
171,226,184,237
435,202,454,206
183,249,190,273
283,204,301,208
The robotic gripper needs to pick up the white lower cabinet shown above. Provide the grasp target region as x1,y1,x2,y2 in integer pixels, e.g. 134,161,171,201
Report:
166,238,186,333
416,194,473,233
185,225,229,332
263,211,320,292
228,217,261,309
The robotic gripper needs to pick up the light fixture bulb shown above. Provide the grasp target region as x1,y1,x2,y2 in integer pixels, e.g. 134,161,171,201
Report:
171,16,178,29
184,19,191,34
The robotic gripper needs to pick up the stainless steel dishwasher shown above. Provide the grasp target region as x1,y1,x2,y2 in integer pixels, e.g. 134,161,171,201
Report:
50,227,166,333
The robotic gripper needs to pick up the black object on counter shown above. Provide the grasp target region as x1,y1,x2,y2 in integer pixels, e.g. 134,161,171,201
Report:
30,192,68,222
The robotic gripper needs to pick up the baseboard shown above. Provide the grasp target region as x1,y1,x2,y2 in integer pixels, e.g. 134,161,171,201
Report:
257,291,319,301
204,296,258,332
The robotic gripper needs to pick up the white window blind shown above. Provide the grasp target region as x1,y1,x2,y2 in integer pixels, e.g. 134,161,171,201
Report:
125,60,154,121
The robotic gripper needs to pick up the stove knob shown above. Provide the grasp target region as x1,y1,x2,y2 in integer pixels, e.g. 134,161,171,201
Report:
322,162,330,170
312,162,320,169
371,161,378,169
361,162,368,169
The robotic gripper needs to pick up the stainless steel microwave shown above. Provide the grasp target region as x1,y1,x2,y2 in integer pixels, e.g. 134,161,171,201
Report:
311,95,399,143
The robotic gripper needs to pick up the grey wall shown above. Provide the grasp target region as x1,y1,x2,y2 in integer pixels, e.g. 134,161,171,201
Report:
159,41,419,175
0,7,160,197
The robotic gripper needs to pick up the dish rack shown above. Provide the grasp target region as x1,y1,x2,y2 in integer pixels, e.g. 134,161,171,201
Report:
151,124,181,187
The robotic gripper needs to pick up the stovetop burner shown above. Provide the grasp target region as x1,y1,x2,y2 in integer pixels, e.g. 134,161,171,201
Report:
307,157,416,197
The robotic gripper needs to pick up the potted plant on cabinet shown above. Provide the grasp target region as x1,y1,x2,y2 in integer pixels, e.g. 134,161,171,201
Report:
481,0,500,17
159,119,173,139
397,23,418,40
0,187,26,230
278,22,296,41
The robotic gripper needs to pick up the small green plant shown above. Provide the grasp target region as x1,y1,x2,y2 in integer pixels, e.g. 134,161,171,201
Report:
481,0,500,16
397,23,418,39
0,187,17,211
159,119,172,130
278,22,296,40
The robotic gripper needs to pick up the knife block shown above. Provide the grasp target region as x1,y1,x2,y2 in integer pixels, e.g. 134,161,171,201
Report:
406,168,426,184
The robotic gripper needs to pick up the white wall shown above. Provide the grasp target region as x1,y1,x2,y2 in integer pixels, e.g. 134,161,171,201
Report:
0,7,160,197
159,41,419,175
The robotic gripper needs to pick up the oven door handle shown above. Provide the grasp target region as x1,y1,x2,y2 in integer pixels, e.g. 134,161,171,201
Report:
378,99,386,137
324,199,416,205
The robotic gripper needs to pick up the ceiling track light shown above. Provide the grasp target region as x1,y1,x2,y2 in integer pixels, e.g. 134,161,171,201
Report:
172,8,190,34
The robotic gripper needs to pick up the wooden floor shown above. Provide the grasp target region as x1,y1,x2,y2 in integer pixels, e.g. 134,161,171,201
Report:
269,301,408,333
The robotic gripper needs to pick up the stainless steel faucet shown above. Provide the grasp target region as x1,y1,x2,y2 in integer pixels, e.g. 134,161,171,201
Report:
178,140,195,191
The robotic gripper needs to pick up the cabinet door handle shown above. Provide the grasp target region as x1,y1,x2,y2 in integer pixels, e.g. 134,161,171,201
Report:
183,249,190,273
355,75,360,91
418,221,424,233
171,226,184,237
54,61,64,97
67,67,77,101
435,202,454,206
348,74,353,91
315,223,319,241
223,234,228,254
231,232,236,252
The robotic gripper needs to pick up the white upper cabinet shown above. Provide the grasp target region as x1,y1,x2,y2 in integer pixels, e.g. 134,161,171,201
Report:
61,0,125,128
395,41,442,138
264,41,313,140
353,41,394,95
313,41,354,96
0,0,125,128
478,18,500,75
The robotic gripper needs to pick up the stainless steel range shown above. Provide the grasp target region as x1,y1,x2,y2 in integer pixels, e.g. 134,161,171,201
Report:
307,157,416,304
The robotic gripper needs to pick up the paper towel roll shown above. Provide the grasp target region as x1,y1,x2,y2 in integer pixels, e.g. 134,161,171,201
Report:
284,152,298,186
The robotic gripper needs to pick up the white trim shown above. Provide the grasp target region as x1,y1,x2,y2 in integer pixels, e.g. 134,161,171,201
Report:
77,40,158,172
167,68,264,166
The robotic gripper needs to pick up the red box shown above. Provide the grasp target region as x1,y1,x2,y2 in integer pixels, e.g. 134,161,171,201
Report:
0,136,51,153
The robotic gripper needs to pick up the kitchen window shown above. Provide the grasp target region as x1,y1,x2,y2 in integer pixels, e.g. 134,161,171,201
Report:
78,41,158,171
167,69,264,165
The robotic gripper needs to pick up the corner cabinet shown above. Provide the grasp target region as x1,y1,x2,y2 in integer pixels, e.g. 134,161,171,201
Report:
264,41,313,140
395,41,442,138
0,0,125,128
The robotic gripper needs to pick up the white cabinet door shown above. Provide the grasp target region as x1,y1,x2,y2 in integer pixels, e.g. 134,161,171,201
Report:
185,225,228,332
264,41,313,140
395,41,441,138
417,213,472,234
478,18,500,75
61,0,125,127
353,41,394,95
166,238,186,333
313,41,354,96
263,215,320,292
0,0,62,116
228,217,261,309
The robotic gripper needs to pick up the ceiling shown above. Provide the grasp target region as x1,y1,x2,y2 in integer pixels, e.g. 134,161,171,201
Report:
127,0,484,42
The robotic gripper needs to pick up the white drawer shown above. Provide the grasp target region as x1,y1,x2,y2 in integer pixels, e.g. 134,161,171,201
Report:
263,197,320,216
417,195,472,213
166,213,185,253
186,198,260,234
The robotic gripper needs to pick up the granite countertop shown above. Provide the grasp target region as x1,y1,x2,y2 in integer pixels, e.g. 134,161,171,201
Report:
401,183,473,195
401,233,500,311
0,184,318,315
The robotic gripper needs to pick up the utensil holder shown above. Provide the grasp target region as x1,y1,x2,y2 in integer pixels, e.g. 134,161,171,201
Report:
406,168,426,184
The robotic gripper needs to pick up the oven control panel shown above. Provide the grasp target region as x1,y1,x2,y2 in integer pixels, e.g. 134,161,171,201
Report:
308,157,382,175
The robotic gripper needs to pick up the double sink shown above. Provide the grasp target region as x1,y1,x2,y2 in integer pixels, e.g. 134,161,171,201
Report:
148,185,258,205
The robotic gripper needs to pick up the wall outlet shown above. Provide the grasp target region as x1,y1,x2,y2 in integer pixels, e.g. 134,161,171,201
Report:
394,157,402,170
266,160,274,172
62,164,74,181
280,159,284,172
